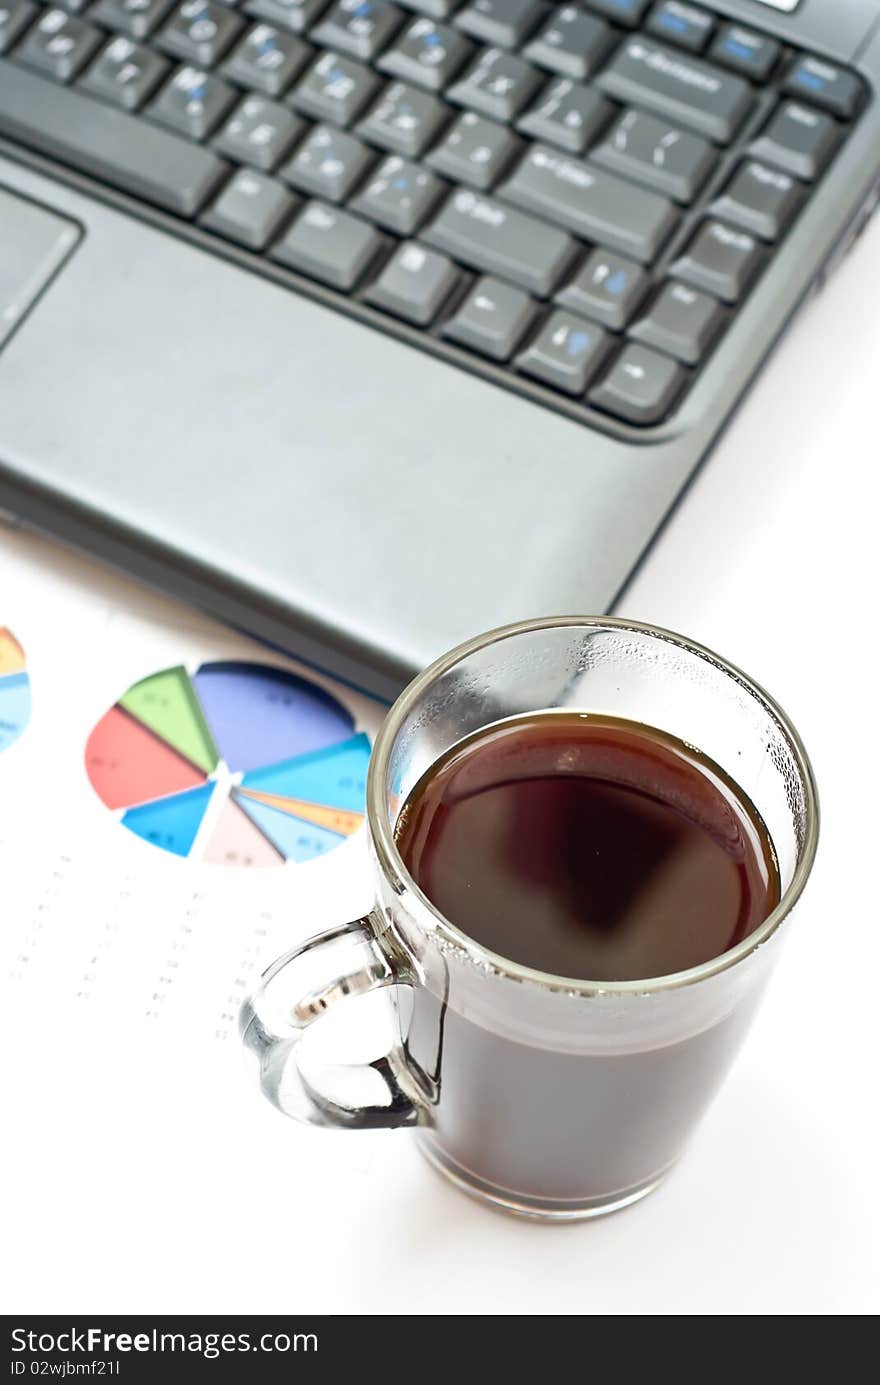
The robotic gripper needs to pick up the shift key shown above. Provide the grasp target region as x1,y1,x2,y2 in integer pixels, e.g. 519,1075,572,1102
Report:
423,189,577,296
598,38,753,144
499,146,677,265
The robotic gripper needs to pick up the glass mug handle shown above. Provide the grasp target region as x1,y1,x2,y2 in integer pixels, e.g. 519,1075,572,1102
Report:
239,918,421,1129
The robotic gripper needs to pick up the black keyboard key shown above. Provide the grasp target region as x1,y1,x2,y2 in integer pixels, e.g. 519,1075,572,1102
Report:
149,65,237,138
158,2,243,68
396,0,458,16
523,6,612,82
629,280,723,364
711,160,805,242
280,122,374,198
80,35,169,108
516,310,609,394
784,55,861,121
425,188,575,294
213,93,305,168
0,0,37,54
200,164,297,245
598,36,753,144
516,78,611,155
349,152,444,232
244,0,327,34
555,248,648,330
585,0,649,27
455,0,545,50
669,219,761,303
426,109,519,188
17,8,102,81
222,23,311,97
447,46,543,122
592,108,713,204
749,101,841,182
270,199,384,287
442,275,536,359
312,0,405,63
364,240,459,323
646,2,712,54
500,145,677,264
710,24,779,83
90,0,175,41
0,60,229,213
589,342,685,424
378,17,472,92
290,50,381,124
358,79,449,157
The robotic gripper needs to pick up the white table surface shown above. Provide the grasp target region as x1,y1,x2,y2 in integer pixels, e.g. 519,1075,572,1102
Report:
4,217,878,1319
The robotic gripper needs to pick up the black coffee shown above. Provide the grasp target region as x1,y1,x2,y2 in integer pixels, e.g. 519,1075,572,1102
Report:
395,713,779,982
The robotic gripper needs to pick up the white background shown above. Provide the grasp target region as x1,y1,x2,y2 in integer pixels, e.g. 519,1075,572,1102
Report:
2,213,878,1318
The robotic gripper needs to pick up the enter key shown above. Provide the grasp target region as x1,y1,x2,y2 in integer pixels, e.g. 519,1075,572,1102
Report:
499,145,679,265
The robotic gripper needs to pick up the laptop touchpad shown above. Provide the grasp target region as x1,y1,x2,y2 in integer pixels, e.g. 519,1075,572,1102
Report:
0,187,81,351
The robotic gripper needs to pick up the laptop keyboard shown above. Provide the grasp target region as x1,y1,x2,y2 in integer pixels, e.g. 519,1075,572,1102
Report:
0,0,866,427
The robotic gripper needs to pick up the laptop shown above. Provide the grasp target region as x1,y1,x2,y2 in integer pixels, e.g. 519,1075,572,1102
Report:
0,0,878,699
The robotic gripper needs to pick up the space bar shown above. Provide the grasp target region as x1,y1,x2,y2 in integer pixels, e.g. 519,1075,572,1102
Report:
0,62,229,217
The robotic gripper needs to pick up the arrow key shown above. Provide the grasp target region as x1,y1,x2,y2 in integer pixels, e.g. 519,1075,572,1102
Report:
442,276,537,360
589,342,687,425
516,310,609,395
555,248,648,330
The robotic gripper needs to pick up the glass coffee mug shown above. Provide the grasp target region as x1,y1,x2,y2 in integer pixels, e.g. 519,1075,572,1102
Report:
240,618,819,1220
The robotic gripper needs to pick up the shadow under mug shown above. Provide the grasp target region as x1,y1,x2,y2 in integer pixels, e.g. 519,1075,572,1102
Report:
240,617,819,1221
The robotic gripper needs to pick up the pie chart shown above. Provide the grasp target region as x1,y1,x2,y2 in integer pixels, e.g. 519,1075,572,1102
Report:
85,661,371,867
0,627,30,753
